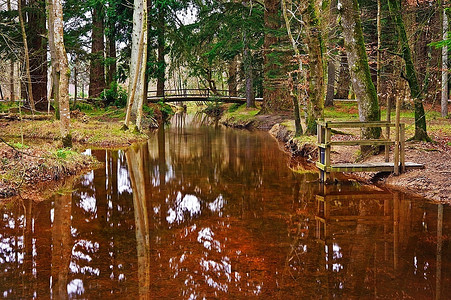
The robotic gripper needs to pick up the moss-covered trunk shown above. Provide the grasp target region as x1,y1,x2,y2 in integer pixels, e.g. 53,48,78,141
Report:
335,53,350,99
339,0,381,140
304,0,326,135
387,0,429,141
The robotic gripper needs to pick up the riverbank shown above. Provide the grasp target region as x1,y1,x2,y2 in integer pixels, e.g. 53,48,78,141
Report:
220,103,451,203
0,116,148,200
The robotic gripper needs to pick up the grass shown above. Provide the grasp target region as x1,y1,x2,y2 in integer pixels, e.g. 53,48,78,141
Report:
11,142,29,149
293,134,317,144
224,104,260,121
54,148,77,159
2,118,146,147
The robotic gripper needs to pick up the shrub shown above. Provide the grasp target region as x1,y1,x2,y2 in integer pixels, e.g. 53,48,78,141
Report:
101,82,128,108
55,148,76,159
228,103,241,112
143,105,155,117
157,101,174,121
73,101,95,111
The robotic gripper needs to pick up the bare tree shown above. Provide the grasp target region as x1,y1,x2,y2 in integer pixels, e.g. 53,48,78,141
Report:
48,0,72,147
124,0,148,132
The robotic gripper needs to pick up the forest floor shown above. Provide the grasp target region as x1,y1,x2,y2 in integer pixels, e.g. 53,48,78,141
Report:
221,102,451,203
0,110,148,200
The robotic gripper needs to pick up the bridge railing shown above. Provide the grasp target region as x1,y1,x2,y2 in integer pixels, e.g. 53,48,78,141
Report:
147,89,242,99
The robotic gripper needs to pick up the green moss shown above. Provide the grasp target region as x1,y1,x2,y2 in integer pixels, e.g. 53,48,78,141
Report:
281,120,296,132
293,135,316,144
54,148,77,159
224,104,260,121
11,142,29,149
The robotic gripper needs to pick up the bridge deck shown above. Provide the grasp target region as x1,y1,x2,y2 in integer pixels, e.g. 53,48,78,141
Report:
147,95,263,103
147,89,262,103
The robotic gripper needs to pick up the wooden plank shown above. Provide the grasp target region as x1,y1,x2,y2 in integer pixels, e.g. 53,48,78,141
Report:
321,121,395,128
327,139,394,146
325,128,331,170
400,124,405,173
316,161,327,171
327,162,424,173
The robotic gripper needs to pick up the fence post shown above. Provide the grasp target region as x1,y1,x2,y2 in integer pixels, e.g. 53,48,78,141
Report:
400,123,405,173
394,123,400,175
385,99,391,162
325,126,331,172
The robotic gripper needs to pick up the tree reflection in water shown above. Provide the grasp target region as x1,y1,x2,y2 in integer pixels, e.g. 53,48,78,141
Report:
0,114,450,298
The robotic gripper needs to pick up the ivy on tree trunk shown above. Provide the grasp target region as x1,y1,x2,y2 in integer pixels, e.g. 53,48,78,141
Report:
387,0,429,141
339,0,381,141
304,0,326,135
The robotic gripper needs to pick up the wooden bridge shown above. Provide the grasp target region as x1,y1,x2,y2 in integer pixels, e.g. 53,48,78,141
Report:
147,89,263,104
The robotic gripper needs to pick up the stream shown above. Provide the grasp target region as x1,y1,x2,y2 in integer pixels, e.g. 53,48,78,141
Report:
0,113,450,299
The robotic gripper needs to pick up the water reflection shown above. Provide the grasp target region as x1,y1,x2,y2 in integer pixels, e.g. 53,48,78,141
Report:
0,114,450,298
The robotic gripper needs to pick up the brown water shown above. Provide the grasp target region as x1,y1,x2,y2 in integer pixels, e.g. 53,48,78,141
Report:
0,113,450,299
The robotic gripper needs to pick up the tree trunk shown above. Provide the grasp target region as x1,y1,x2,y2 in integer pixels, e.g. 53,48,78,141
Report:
48,0,72,147
243,27,255,108
27,0,48,110
124,0,148,131
377,0,382,99
74,67,78,108
89,3,106,98
387,0,429,141
7,0,15,101
262,0,291,112
244,49,255,108
228,57,238,97
335,53,350,98
281,0,303,135
156,5,165,97
339,0,381,141
48,4,59,119
18,0,35,110
442,3,448,117
9,63,15,101
304,0,326,135
325,59,335,107
107,25,117,87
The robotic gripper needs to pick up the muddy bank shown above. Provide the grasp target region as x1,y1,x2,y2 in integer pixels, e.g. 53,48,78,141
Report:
220,109,292,130
0,117,148,200
269,121,451,203
0,143,99,199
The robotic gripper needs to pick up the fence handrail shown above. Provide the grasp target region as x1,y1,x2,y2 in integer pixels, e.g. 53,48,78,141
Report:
147,88,244,98
316,120,406,179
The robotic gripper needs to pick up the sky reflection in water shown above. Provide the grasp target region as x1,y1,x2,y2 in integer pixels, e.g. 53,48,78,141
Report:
0,113,450,299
